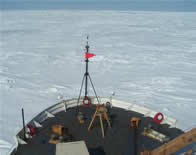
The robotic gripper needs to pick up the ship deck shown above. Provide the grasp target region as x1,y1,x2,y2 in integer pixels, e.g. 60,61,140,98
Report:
12,104,183,155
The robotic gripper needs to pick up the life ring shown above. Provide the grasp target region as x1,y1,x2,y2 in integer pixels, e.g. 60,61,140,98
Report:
153,112,164,124
82,96,91,107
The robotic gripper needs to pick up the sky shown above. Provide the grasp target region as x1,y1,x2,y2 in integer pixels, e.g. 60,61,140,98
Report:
0,0,195,3
0,0,196,11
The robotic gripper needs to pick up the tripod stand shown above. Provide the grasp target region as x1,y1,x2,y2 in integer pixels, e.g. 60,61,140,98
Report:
76,37,100,115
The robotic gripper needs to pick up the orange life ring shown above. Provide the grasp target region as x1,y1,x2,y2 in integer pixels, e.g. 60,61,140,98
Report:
82,96,91,107
153,112,164,124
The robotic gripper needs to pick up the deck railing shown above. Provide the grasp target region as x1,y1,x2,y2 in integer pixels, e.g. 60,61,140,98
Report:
14,96,178,147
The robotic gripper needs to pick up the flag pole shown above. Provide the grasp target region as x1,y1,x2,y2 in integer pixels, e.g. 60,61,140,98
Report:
84,36,100,105
76,36,90,114
76,36,100,115
84,36,89,97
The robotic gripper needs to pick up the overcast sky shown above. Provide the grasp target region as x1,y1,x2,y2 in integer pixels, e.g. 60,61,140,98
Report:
0,0,192,2
0,0,195,11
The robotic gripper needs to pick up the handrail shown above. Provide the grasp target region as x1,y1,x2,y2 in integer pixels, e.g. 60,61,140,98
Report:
184,125,196,132
11,96,179,152
28,97,178,128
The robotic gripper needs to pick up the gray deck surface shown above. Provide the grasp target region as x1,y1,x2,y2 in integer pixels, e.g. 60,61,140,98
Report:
12,105,183,155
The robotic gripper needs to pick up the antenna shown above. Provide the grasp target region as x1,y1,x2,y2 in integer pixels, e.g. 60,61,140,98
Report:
86,35,89,45
86,35,89,54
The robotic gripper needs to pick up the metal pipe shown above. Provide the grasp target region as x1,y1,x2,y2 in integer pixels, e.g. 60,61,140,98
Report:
22,108,26,140
85,43,89,97
132,121,137,155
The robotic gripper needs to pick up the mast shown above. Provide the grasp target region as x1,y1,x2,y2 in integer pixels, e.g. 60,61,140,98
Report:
76,36,100,114
84,36,89,97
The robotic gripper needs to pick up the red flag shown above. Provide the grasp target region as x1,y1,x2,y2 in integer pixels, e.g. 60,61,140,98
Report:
85,52,96,59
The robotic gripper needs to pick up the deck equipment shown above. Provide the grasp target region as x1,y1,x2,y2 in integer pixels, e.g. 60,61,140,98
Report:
88,104,111,138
